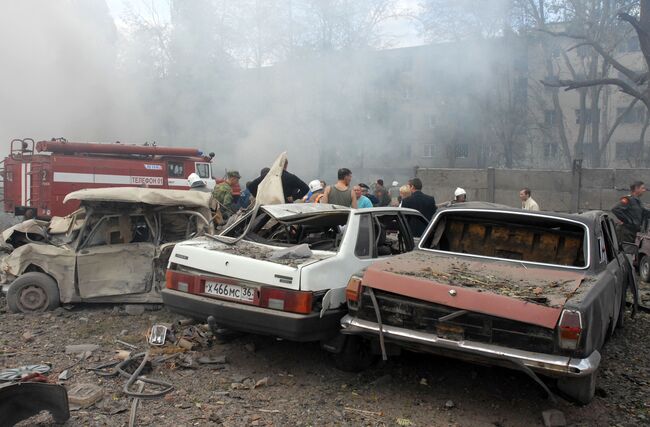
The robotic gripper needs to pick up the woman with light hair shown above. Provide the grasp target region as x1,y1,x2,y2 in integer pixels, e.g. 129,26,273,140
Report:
398,185,411,207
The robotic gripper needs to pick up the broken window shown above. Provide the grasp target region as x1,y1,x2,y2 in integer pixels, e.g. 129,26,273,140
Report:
422,211,587,268
226,211,350,252
354,214,372,258
83,215,153,248
371,213,413,257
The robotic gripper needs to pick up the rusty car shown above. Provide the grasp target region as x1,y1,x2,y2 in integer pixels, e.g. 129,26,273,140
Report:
1,187,213,313
336,202,635,404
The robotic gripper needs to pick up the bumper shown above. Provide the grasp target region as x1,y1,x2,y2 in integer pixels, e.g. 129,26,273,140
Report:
162,289,345,342
341,315,600,378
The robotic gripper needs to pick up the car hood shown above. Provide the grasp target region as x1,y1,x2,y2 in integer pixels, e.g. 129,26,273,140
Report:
362,251,587,329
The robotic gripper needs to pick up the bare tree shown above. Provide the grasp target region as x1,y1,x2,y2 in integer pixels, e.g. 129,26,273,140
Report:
541,0,650,166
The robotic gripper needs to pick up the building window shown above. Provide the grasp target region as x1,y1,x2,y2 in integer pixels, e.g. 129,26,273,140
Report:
454,143,469,159
423,144,433,158
399,143,412,160
575,108,599,124
617,107,646,124
544,143,558,158
616,142,640,160
576,143,595,159
402,86,412,100
428,115,436,129
544,109,557,126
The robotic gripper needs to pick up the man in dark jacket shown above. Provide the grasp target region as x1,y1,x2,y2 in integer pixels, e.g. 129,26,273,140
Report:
401,177,437,236
612,180,650,243
247,160,309,203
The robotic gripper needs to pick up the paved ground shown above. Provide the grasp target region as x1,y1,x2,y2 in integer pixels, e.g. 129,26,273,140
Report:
1,293,648,427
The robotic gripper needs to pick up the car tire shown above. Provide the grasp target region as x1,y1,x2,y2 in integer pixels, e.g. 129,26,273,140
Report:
7,272,60,313
332,336,376,372
557,371,597,405
639,256,650,282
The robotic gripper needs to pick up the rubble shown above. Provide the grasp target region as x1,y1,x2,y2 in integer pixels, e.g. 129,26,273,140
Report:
542,409,566,427
67,383,104,409
124,305,146,316
65,344,99,354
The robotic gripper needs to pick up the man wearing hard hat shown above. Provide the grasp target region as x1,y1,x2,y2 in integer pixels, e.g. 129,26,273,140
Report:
438,187,468,208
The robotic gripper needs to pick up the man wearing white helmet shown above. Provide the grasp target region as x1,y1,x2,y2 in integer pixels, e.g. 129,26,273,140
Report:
187,173,211,193
438,187,467,208
305,179,325,203
453,187,467,204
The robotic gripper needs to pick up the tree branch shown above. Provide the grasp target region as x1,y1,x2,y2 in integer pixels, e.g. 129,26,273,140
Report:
618,12,646,38
541,78,646,103
537,28,642,84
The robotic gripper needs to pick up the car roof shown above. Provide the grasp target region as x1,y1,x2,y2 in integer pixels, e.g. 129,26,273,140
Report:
260,203,424,220
63,187,211,208
443,201,603,225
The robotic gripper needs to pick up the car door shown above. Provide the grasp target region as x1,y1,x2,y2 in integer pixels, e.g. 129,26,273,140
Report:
76,214,156,299
599,217,626,325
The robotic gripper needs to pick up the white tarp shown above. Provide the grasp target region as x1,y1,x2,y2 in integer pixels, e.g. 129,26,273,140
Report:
255,152,287,205
64,187,211,208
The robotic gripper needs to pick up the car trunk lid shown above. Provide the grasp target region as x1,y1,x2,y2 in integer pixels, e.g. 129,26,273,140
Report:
363,251,586,329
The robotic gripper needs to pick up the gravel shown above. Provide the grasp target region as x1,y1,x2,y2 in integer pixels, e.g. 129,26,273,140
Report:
1,295,649,426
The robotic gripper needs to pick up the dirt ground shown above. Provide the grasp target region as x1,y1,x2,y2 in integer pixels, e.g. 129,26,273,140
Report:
1,289,649,427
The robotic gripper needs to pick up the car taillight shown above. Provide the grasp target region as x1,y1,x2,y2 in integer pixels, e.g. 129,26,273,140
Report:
558,309,583,350
259,287,313,314
166,270,199,293
346,276,363,302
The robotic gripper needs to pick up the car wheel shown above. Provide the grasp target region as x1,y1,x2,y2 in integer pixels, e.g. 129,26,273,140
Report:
332,336,376,372
7,272,60,313
639,256,650,282
557,371,597,405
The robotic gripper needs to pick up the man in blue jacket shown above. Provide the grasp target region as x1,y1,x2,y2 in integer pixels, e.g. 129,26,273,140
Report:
401,177,437,236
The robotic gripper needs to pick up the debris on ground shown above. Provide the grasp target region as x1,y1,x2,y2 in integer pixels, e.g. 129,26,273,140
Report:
0,364,51,381
542,409,567,427
65,344,99,355
58,370,72,381
67,383,103,409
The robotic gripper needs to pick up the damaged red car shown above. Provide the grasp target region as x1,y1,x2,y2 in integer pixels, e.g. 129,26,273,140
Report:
336,202,635,404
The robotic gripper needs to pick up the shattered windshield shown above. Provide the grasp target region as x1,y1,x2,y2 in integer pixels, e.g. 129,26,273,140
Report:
422,211,588,268
223,210,349,252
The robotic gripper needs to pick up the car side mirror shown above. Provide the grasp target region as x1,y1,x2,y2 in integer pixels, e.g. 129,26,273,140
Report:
621,242,638,256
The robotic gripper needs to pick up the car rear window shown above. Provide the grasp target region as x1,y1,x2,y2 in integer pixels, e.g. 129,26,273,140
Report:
224,211,350,252
421,210,588,268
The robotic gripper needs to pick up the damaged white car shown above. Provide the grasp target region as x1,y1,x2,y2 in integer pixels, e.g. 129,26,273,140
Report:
162,203,428,342
1,188,213,313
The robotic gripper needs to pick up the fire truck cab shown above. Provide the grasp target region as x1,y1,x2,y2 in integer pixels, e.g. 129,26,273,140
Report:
1,138,218,218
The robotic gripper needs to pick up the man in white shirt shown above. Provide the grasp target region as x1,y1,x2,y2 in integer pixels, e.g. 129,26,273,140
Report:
519,187,540,211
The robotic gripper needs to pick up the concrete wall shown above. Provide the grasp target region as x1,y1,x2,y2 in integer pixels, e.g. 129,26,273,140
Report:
416,167,650,212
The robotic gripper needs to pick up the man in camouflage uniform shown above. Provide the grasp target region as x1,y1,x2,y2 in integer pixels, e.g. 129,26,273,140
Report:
213,171,241,221
612,181,650,243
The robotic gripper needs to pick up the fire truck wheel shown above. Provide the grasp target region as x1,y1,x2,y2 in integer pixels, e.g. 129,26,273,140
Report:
7,272,60,313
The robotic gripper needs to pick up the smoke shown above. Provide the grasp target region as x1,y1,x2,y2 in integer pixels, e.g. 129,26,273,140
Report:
0,0,530,188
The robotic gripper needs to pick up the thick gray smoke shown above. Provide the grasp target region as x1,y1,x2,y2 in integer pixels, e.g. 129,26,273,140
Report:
0,0,520,186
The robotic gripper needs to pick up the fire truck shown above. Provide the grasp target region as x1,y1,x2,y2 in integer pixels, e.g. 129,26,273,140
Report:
1,138,220,218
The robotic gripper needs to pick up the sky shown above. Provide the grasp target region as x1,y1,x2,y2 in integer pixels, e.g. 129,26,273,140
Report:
105,0,426,49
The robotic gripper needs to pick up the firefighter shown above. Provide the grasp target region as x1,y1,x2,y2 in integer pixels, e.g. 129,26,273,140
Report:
612,181,650,243
213,171,241,220
187,173,211,193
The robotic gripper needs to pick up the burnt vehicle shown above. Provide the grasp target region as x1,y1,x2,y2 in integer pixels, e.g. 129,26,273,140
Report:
337,202,635,404
1,187,212,313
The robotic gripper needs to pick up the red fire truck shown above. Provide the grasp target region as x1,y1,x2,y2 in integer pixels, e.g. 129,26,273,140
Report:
1,138,219,218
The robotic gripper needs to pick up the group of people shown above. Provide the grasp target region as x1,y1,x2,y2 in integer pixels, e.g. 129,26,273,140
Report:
187,161,553,232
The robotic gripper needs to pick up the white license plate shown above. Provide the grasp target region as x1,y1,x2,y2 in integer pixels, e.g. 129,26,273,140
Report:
204,281,255,302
